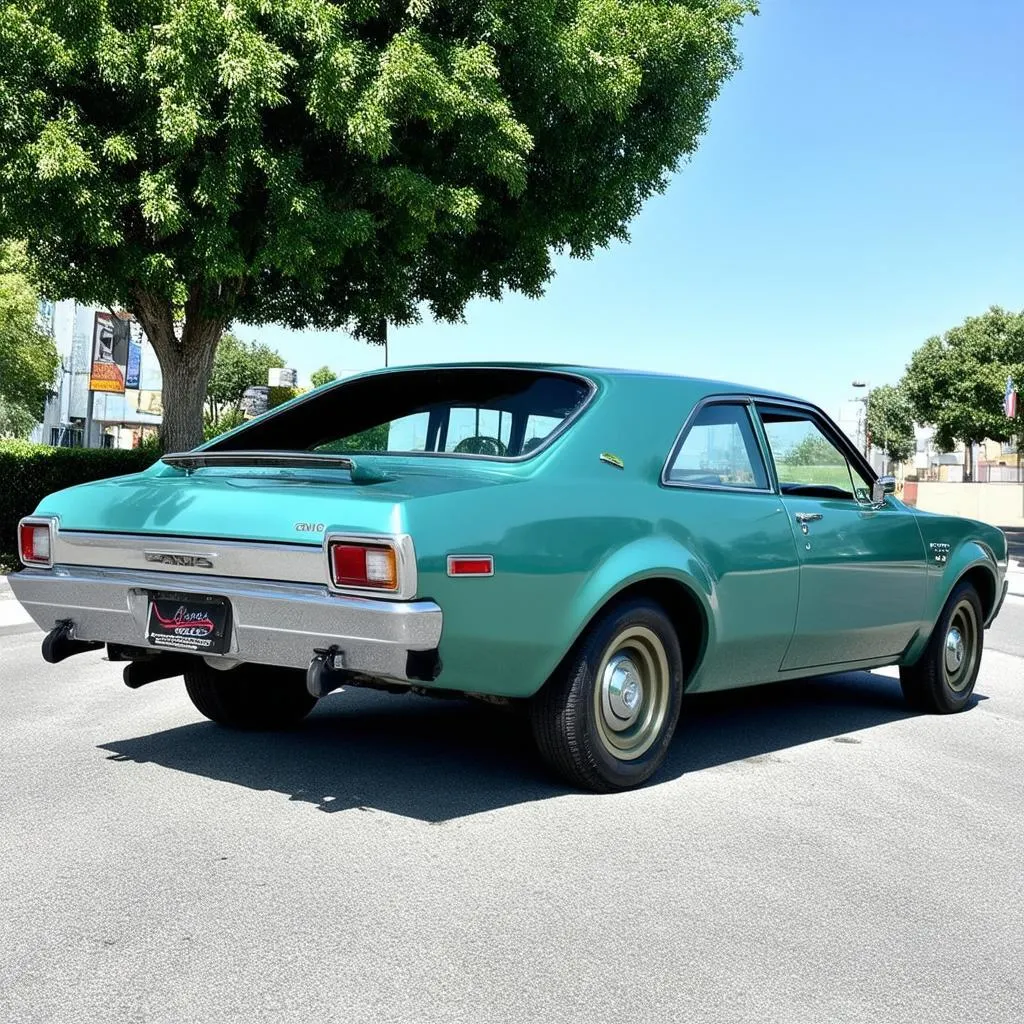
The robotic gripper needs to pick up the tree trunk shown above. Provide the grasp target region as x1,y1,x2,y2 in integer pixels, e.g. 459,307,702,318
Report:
131,287,226,452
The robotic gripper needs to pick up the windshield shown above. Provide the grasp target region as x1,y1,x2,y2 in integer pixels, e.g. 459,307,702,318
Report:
208,368,594,459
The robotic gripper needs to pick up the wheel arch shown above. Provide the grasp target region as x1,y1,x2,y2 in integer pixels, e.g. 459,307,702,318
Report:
954,563,998,625
904,546,1000,666
548,539,717,697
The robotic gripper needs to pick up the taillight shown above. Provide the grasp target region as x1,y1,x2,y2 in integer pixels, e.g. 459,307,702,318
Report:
19,520,53,567
329,542,398,592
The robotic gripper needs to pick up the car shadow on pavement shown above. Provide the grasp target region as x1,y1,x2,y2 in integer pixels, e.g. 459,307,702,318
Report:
98,672,982,822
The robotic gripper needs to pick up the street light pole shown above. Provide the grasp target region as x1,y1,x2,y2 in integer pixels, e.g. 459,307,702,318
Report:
852,380,870,459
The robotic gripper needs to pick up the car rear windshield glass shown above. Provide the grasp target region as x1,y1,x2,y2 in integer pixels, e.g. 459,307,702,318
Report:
209,368,594,459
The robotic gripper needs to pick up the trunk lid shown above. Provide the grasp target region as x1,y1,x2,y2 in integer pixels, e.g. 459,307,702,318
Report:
37,458,516,544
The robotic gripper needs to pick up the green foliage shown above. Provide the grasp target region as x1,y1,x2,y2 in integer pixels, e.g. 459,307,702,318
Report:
0,394,38,439
865,384,915,469
310,366,337,389
0,242,59,430
902,306,1024,478
781,434,846,467
206,332,284,427
203,407,246,441
267,384,305,409
0,0,756,448
0,440,158,565
322,423,390,453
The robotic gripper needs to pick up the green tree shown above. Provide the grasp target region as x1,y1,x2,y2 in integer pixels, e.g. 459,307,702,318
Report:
310,366,337,389
0,242,59,437
865,383,916,474
783,433,845,467
0,0,756,450
901,307,1023,480
205,333,284,429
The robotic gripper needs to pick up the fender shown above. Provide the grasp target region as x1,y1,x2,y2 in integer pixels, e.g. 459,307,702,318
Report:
558,532,717,673
902,539,999,665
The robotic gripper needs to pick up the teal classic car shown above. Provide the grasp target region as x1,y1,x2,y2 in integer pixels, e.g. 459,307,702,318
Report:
12,365,1009,791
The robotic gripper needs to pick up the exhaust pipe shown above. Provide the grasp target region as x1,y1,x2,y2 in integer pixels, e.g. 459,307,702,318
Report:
123,655,195,689
42,621,104,664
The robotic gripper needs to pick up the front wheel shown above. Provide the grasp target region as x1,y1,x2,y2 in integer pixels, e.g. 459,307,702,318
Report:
184,662,318,729
529,599,684,792
900,583,984,714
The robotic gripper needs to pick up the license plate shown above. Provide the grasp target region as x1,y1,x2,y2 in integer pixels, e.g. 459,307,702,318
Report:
147,594,230,654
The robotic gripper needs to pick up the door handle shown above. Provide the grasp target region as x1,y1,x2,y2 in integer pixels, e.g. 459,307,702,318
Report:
795,512,823,524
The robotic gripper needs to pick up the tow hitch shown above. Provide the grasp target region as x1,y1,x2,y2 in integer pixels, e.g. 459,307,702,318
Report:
41,621,104,664
306,646,347,699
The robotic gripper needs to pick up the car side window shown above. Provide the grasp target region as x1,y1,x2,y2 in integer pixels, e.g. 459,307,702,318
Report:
666,403,769,489
757,407,871,501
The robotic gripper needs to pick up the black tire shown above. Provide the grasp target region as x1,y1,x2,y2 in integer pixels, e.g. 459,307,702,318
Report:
184,662,318,729
529,598,684,792
900,582,984,714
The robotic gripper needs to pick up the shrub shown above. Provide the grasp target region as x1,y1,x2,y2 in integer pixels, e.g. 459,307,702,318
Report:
0,440,160,567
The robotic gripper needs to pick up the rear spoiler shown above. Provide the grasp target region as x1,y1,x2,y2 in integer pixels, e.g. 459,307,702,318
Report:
161,450,392,483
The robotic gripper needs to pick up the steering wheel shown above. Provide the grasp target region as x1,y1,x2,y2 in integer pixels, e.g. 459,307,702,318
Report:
453,435,507,456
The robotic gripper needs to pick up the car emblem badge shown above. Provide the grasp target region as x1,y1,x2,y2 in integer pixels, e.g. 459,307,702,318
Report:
929,542,950,564
294,522,325,533
144,551,215,569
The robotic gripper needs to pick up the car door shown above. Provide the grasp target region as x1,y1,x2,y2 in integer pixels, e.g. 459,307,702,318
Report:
662,399,801,689
754,402,927,671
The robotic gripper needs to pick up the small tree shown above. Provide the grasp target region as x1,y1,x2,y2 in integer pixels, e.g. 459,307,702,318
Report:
866,384,916,475
902,307,1022,480
310,366,338,389
205,333,284,430
0,243,59,437
0,1,756,449
784,434,845,466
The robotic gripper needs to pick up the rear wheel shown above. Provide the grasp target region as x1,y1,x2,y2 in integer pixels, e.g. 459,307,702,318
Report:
184,662,318,729
900,582,983,714
529,598,684,792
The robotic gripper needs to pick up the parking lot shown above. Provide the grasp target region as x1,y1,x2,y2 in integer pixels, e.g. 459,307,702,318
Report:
2,598,1022,1023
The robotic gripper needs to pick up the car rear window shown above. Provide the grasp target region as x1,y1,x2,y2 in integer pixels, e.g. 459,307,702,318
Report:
209,368,594,459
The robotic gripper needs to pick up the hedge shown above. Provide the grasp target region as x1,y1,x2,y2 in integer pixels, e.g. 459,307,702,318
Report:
0,440,160,566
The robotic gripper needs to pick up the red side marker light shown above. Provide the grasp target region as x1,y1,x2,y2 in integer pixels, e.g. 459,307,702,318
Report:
447,555,493,577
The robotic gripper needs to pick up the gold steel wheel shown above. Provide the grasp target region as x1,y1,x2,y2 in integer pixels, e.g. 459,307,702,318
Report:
942,599,979,694
593,625,671,761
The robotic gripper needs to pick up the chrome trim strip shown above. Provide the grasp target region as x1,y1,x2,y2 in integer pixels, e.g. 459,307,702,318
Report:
48,530,326,587
9,566,442,680
324,532,419,601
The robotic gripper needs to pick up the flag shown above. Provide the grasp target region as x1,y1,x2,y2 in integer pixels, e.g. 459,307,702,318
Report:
1005,376,1018,419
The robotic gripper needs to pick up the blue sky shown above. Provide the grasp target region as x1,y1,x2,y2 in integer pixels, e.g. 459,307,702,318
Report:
236,0,1024,417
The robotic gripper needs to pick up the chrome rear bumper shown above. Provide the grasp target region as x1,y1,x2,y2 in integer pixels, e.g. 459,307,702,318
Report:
9,566,442,682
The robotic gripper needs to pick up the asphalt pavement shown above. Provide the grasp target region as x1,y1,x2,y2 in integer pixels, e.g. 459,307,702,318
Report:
1,595,1022,1023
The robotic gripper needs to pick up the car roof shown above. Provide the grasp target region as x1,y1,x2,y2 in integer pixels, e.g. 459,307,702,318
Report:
354,360,808,406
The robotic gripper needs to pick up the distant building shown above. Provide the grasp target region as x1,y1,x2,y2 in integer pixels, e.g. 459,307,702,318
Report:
32,300,163,448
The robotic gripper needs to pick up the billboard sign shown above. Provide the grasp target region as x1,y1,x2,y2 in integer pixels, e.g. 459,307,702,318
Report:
89,312,130,393
125,341,142,389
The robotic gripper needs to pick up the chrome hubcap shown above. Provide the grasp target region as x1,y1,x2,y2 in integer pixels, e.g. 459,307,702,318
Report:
602,654,644,730
944,627,964,673
943,602,978,694
593,626,671,761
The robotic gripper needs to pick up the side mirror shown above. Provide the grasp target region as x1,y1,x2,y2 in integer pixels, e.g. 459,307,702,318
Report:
871,475,896,504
